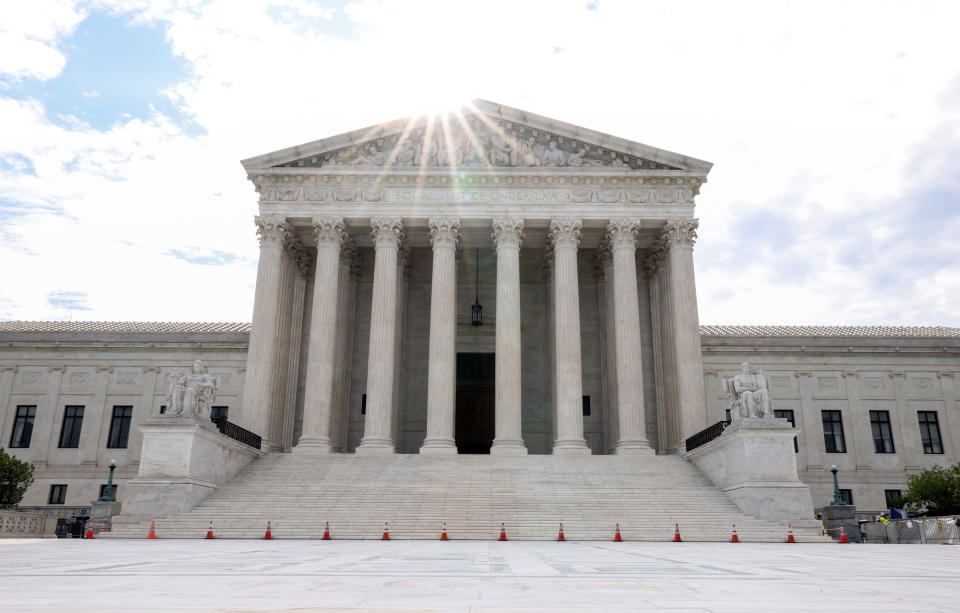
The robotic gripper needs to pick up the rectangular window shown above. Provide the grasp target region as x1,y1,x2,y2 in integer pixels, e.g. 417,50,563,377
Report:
361,394,366,415
869,410,895,454
884,489,902,507
821,410,846,453
774,409,798,453
58,405,84,448
107,406,133,449
159,405,166,415
48,484,67,505
582,396,591,417
725,409,732,425
210,406,228,420
9,405,37,448
839,489,853,505
99,484,118,499
917,411,943,454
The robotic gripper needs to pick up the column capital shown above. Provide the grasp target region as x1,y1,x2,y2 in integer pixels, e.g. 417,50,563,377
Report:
491,217,524,250
548,217,582,250
661,218,699,249
841,370,860,378
606,218,641,250
428,217,461,250
312,217,347,246
889,371,907,379
936,371,955,379
370,217,404,248
255,215,289,246
142,366,161,374
794,369,813,378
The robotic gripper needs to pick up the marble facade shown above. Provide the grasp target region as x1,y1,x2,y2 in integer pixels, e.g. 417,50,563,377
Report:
1,102,959,518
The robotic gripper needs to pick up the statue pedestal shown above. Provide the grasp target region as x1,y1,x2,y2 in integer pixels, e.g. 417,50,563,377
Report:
686,417,816,523
119,416,263,518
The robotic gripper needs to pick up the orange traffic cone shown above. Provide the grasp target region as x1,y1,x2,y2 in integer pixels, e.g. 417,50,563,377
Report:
673,523,682,542
322,521,331,540
613,523,623,542
147,519,157,540
730,524,739,543
838,524,848,544
205,520,215,539
557,522,565,541
382,522,390,541
786,524,796,543
264,520,273,540
440,522,448,541
85,521,94,540
498,522,508,541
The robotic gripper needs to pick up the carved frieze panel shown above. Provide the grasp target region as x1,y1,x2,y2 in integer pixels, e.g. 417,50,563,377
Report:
273,116,680,171
910,377,935,396
816,376,839,390
68,372,90,384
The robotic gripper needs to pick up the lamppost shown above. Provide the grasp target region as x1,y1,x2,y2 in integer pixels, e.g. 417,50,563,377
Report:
97,458,117,502
830,464,845,506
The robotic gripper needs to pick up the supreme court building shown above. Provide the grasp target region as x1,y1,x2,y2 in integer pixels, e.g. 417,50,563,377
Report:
2,101,958,538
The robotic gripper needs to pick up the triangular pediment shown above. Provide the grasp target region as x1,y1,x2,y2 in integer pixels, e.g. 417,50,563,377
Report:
241,100,712,174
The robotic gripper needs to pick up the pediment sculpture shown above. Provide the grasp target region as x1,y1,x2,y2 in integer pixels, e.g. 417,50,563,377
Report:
723,362,774,420
164,360,219,419
275,116,679,171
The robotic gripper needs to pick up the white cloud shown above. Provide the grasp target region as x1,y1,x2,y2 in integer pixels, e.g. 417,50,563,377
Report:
0,0,86,80
1,0,960,326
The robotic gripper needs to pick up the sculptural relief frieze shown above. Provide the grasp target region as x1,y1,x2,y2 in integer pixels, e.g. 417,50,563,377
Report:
273,116,679,171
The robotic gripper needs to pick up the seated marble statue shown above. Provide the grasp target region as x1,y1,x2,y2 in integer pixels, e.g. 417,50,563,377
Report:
165,360,219,419
725,362,773,419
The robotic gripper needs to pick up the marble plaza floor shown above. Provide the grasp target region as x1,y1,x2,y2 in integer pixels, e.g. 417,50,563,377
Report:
1,539,958,612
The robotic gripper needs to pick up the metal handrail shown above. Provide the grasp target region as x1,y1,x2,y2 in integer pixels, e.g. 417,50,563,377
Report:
685,420,728,452
210,417,262,450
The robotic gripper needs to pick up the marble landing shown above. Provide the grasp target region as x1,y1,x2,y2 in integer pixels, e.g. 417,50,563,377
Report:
0,539,957,612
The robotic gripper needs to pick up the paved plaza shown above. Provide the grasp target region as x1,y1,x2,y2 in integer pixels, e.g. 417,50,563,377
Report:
1,539,958,612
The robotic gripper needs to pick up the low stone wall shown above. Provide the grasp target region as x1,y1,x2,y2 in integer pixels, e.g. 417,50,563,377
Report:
0,510,58,538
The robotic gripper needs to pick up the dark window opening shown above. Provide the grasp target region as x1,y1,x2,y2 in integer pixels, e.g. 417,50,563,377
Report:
159,405,166,415
725,409,732,425
107,406,133,449
582,396,591,417
58,405,84,448
821,410,846,453
210,406,229,420
99,484,118,499
10,405,36,448
361,394,366,415
884,489,902,508
838,488,853,505
918,411,943,454
774,409,798,453
869,410,895,454
48,484,67,505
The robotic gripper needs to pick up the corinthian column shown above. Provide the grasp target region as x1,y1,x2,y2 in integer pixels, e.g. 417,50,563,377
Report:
549,217,591,455
297,217,347,453
662,219,708,444
420,218,460,454
607,218,653,454
241,215,290,447
357,217,404,455
491,217,528,455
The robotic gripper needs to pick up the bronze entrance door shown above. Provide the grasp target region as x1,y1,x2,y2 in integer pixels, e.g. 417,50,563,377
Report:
455,352,495,454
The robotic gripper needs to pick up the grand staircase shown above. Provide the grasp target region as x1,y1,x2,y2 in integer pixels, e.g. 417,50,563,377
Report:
108,453,824,541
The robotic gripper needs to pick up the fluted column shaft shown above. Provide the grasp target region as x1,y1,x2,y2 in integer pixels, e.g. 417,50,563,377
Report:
549,218,591,455
281,255,309,451
608,219,652,454
421,218,460,454
329,243,357,452
241,215,289,446
596,247,619,454
357,217,404,455
663,219,708,445
492,217,528,455
297,218,347,452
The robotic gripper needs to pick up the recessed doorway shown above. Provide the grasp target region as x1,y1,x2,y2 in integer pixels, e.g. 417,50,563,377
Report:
455,352,495,454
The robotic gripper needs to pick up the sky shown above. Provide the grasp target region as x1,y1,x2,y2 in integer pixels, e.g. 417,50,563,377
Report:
0,0,958,326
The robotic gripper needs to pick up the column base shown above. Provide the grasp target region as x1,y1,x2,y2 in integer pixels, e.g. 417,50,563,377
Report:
552,438,592,456
615,438,654,455
419,439,458,454
491,440,528,455
293,437,336,454
355,437,396,455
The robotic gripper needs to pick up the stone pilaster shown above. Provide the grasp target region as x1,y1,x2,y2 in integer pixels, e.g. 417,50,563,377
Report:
491,217,528,455
297,217,347,453
281,251,310,451
357,217,404,455
548,217,591,455
33,366,66,465
421,217,461,454
937,372,959,458
607,218,652,454
890,372,921,469
0,367,17,447
795,370,821,470
85,366,113,465
241,215,290,448
662,219,707,444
